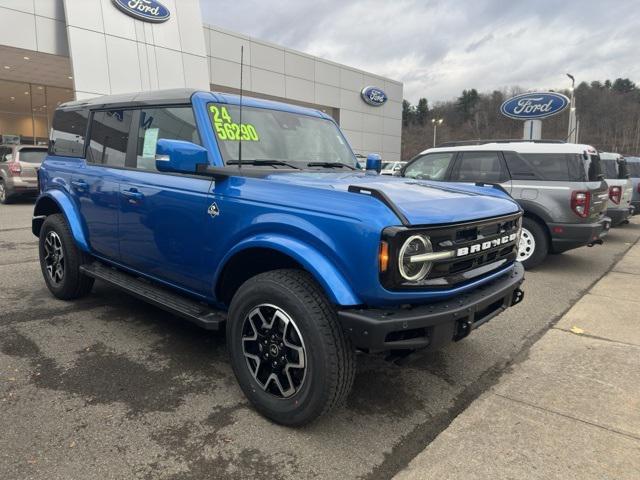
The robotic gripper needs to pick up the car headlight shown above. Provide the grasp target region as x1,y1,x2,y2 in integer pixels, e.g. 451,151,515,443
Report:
398,235,433,281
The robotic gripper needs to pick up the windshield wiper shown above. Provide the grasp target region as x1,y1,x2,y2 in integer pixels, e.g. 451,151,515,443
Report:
226,159,301,169
307,162,357,170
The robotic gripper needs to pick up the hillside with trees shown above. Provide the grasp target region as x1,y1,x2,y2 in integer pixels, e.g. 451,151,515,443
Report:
401,78,640,160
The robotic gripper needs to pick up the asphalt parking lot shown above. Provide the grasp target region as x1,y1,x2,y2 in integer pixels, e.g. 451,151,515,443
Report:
1,201,639,480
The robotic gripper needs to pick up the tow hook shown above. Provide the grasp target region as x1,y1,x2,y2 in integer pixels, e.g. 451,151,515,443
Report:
587,239,604,247
512,288,525,306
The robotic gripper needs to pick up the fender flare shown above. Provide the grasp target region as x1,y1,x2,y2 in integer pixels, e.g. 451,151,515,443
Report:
516,199,554,224
214,234,362,306
33,190,90,252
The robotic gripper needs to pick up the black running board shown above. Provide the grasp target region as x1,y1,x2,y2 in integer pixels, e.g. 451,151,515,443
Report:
80,262,226,330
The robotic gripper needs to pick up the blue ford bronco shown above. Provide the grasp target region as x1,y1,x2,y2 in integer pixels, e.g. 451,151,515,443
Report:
33,89,525,425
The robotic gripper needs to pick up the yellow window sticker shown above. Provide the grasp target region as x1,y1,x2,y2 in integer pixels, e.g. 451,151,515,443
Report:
209,105,260,142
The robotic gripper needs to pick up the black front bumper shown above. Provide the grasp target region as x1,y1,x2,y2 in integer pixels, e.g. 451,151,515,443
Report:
548,216,611,253
338,263,525,352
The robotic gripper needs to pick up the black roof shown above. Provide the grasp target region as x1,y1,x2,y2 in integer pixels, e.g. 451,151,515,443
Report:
59,88,199,110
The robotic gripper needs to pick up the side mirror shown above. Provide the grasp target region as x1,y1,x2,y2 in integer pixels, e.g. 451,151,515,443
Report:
155,139,208,174
366,153,382,174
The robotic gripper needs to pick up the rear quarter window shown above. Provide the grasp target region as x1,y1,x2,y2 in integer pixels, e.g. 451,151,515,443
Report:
514,153,600,182
601,159,618,178
50,109,89,157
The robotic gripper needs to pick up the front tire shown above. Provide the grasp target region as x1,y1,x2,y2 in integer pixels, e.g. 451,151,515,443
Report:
517,217,549,269
39,214,94,300
0,179,11,204
227,269,355,426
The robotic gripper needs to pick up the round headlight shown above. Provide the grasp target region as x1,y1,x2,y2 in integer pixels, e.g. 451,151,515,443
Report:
399,235,433,281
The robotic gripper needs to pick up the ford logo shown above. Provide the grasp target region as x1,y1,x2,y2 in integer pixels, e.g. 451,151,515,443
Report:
112,0,170,23
500,92,570,120
361,86,388,107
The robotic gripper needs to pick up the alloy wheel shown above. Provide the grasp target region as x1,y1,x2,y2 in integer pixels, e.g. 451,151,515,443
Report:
0,182,5,202
241,304,307,398
517,227,536,262
44,231,65,285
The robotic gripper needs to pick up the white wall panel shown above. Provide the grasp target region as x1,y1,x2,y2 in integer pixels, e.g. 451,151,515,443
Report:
175,0,206,56
363,113,384,135
67,26,110,95
342,129,362,151
362,132,382,153
383,134,401,154
251,67,285,97
35,0,65,21
100,0,136,40
210,30,250,64
315,61,340,87
210,57,251,90
64,0,103,32
285,52,314,81
315,83,340,108
155,47,184,89
35,17,68,56
182,53,209,89
285,76,314,103
0,0,33,14
340,68,363,92
339,109,362,131
384,80,403,103
340,88,363,112
0,8,37,51
251,42,284,73
105,36,141,93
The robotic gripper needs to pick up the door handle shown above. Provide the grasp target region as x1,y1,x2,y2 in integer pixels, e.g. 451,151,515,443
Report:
122,189,144,203
71,180,88,192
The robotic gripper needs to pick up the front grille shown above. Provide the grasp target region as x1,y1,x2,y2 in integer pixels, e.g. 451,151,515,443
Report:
381,213,522,290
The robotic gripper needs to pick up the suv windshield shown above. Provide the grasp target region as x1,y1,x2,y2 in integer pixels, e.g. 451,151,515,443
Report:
18,148,47,164
627,161,640,177
208,103,356,168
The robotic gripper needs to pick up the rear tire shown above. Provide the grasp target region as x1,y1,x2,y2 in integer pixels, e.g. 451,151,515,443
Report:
517,217,549,269
227,269,355,426
39,214,94,300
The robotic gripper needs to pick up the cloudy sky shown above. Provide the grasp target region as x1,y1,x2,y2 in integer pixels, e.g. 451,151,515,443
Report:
200,0,639,105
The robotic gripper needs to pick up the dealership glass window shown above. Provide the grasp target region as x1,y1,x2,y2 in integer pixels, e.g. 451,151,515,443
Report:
135,107,201,171
0,79,73,146
87,110,133,167
50,109,89,157
403,152,455,180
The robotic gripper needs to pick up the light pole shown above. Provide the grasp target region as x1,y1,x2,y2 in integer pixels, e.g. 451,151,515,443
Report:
432,118,443,147
566,73,577,142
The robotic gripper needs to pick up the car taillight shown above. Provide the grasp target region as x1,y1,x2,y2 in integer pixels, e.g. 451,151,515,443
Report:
571,191,591,218
609,186,621,205
8,161,21,176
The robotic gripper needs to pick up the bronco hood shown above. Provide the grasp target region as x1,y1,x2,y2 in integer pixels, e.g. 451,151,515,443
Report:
268,172,520,226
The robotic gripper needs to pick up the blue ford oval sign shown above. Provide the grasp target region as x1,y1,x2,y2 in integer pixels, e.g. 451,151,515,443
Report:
112,0,170,23
500,92,570,120
361,86,388,107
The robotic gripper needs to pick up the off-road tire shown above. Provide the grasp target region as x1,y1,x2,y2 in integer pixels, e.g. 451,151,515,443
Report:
518,217,549,269
227,269,356,426
39,214,94,300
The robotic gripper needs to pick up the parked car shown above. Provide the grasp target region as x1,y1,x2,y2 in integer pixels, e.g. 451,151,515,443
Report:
34,89,525,425
401,141,610,269
625,156,640,214
599,152,634,225
0,144,48,203
380,161,406,175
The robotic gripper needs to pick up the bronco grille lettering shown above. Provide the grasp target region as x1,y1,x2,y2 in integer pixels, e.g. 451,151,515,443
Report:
456,233,517,257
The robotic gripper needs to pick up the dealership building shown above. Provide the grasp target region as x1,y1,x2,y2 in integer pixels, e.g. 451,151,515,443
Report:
0,0,403,160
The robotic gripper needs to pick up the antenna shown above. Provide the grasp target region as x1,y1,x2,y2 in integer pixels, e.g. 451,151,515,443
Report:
238,45,244,169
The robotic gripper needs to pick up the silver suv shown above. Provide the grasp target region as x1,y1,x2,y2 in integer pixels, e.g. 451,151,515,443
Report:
400,141,610,268
599,152,634,225
626,156,640,214
0,144,48,204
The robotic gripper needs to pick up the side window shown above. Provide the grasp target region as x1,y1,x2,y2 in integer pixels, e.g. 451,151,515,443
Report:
403,152,455,180
451,151,504,183
50,109,89,157
87,110,133,167
0,147,9,162
134,106,200,171
504,151,537,180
